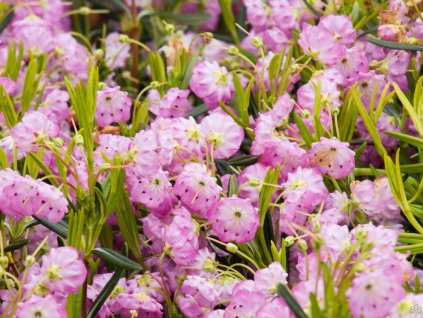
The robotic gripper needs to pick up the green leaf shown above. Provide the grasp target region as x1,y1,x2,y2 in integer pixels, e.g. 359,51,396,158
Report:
367,37,423,52
180,54,198,89
0,85,17,128
393,83,423,138
27,152,60,187
233,73,251,127
384,152,423,235
294,113,315,148
227,175,239,196
66,288,83,318
186,103,209,118
154,12,211,25
93,247,143,270
67,209,85,250
20,57,42,114
33,217,68,238
217,0,240,44
5,42,23,81
111,169,145,270
385,131,423,148
338,92,358,142
351,86,387,157
87,267,125,318
4,239,29,253
302,0,321,17
0,6,13,34
312,81,323,140
226,155,258,166
276,283,308,318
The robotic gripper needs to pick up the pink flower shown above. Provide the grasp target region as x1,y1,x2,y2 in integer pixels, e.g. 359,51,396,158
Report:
298,23,346,66
176,275,219,317
190,61,234,109
200,111,244,159
268,93,295,127
244,0,269,31
297,78,341,113
11,15,54,55
207,196,259,243
0,169,68,223
308,137,355,179
335,47,369,85
262,138,308,179
282,167,328,212
154,88,192,118
16,295,66,318
173,163,222,218
41,247,87,294
95,86,132,127
389,293,423,318
238,163,269,206
164,208,199,265
224,289,267,318
346,269,406,318
129,169,175,218
254,262,288,295
256,298,292,318
318,15,356,46
11,110,60,154
351,177,401,222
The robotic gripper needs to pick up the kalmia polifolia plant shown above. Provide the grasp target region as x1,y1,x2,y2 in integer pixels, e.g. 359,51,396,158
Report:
1,0,423,317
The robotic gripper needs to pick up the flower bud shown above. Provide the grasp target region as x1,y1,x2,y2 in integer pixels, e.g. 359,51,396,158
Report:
74,134,84,146
119,34,130,43
227,46,239,56
0,256,8,268
297,239,308,252
162,21,175,34
248,178,261,187
150,81,160,89
284,236,295,247
98,82,106,90
252,36,263,49
25,255,36,267
93,49,104,59
79,6,91,15
226,243,239,253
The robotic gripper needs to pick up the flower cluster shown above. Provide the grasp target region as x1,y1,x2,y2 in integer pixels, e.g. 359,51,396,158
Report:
1,0,423,317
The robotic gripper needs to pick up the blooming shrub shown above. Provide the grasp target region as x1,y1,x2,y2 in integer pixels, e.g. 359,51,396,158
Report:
1,0,423,317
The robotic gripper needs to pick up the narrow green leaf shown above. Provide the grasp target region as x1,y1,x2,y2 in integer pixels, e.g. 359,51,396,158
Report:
227,175,239,196
4,239,29,252
217,0,239,44
294,113,315,148
385,131,423,148
0,6,13,34
180,54,198,89
33,216,68,238
87,267,125,318
393,83,423,137
338,92,358,142
155,12,211,25
186,104,209,118
276,283,308,318
227,155,258,166
93,247,143,270
367,37,423,52
0,85,17,128
352,87,387,157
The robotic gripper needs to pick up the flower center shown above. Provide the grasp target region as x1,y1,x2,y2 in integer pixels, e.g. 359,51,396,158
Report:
214,71,228,85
